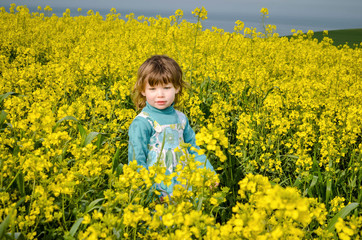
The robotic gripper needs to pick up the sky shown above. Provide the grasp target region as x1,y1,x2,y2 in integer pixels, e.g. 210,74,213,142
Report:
2,0,362,36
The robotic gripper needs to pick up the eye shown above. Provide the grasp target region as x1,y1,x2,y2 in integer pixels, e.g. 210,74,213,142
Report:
164,84,174,89
148,87,156,91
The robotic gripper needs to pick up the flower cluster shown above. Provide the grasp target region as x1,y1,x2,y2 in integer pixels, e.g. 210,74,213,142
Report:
330,196,346,213
196,123,229,162
219,174,327,239
192,6,208,20
335,215,362,240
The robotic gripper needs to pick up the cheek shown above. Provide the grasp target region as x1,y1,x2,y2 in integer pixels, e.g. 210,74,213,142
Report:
171,93,176,100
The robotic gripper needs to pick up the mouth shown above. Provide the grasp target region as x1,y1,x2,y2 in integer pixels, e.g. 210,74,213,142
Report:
156,101,167,105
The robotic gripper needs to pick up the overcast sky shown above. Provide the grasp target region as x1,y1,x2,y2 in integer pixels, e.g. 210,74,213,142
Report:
2,0,362,35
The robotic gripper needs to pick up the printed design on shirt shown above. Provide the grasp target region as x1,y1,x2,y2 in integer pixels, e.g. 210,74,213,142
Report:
158,128,179,149
136,110,188,172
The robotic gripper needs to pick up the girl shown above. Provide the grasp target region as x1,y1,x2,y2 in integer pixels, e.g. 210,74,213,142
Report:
128,55,215,199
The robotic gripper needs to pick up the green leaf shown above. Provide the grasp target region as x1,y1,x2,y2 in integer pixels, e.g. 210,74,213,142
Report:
327,202,359,232
0,208,13,239
95,133,106,149
115,164,124,177
196,197,204,211
261,86,279,105
85,198,104,213
165,149,173,169
69,218,83,237
0,110,7,126
77,124,86,139
12,145,20,156
157,131,166,163
0,198,24,239
304,175,318,197
112,147,125,177
0,92,19,103
57,115,79,123
82,132,99,147
16,171,25,197
326,178,332,204
175,151,183,163
53,116,79,131
6,169,22,192
112,148,121,173
111,144,126,177
293,177,302,188
10,232,25,240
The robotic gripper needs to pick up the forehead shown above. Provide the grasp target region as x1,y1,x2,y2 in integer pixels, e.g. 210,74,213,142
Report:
145,81,174,87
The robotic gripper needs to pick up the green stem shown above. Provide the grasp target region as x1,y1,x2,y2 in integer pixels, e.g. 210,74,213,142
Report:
133,225,137,240
62,194,68,231
29,179,36,211
262,14,266,37
5,168,22,192
228,151,234,184
0,158,3,188
189,16,201,96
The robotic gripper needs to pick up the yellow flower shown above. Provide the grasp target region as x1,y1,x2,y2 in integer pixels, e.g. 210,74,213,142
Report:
260,7,269,16
175,9,183,17
192,6,208,20
83,214,91,224
162,213,174,227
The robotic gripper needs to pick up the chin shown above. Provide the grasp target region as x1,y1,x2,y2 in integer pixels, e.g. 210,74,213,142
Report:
156,105,168,109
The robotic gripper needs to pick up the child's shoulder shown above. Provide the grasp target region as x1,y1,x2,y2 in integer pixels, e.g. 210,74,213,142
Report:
174,110,188,127
137,111,151,119
131,111,152,125
175,109,187,118
129,112,154,134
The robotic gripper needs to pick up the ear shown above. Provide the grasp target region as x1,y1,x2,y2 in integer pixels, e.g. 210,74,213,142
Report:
141,91,146,97
175,87,180,94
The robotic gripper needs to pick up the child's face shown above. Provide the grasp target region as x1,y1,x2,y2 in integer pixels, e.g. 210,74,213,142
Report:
142,82,179,110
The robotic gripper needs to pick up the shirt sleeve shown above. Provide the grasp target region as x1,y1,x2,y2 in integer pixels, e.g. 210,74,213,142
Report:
183,117,215,172
128,117,153,170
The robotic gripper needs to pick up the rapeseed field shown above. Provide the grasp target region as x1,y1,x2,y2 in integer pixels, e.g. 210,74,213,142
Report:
0,4,361,239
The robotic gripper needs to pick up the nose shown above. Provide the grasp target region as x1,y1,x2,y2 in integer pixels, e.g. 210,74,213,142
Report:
156,88,164,97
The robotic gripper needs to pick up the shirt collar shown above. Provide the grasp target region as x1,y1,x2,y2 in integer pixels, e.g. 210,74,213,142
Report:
145,101,175,114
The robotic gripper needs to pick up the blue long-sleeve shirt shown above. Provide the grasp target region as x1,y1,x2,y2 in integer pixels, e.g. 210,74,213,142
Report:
128,102,214,171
